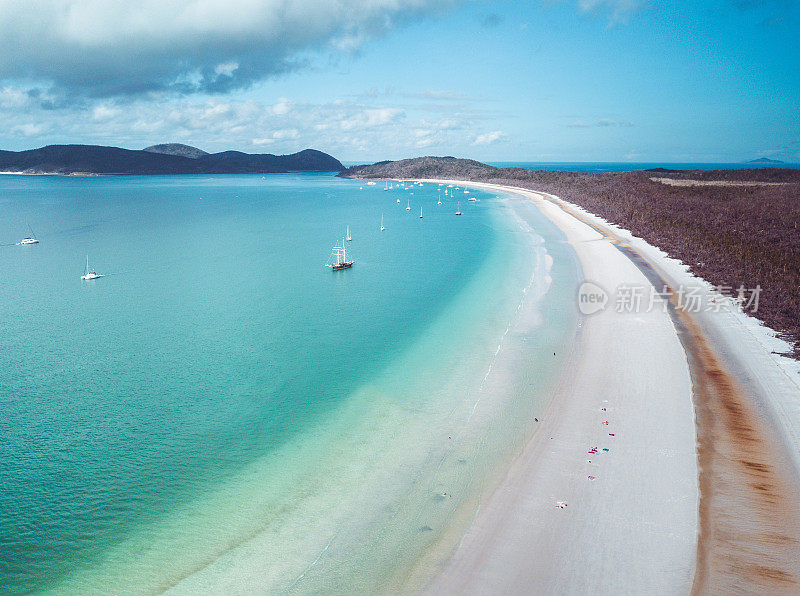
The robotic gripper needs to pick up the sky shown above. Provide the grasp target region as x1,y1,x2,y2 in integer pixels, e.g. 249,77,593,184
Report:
0,0,798,163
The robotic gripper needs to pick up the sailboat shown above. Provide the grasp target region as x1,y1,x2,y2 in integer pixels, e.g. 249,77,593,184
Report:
380,214,386,231
419,207,423,219
19,224,39,245
384,182,389,191
455,202,462,216
437,190,442,205
346,225,352,241
81,255,104,280
397,197,400,203
326,238,354,271
406,199,411,211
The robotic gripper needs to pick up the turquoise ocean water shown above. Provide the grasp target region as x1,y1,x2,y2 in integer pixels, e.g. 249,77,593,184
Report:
0,174,577,593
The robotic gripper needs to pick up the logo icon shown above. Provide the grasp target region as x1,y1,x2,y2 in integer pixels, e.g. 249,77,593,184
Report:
578,281,608,315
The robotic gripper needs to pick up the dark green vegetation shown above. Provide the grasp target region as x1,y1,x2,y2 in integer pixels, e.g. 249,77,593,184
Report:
143,143,209,159
342,158,800,356
0,144,343,175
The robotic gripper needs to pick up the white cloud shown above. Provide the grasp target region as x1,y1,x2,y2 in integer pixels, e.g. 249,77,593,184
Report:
214,62,239,77
92,103,121,121
340,107,405,130
0,0,458,96
0,85,30,109
0,82,505,159
577,0,645,22
271,98,293,116
569,119,635,128
473,130,506,145
12,123,48,136
597,118,635,127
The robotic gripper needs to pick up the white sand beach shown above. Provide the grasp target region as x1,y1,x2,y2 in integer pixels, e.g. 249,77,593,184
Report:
412,181,800,594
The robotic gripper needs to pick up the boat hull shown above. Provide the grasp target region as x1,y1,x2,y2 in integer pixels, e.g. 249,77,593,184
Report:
331,261,354,271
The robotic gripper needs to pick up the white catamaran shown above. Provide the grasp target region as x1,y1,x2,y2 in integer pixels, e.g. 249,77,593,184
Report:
18,224,39,245
81,255,104,280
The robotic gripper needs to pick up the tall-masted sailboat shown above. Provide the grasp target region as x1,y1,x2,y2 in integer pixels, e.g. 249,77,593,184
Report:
325,239,354,271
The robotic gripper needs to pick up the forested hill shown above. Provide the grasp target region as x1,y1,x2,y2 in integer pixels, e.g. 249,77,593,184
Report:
0,145,343,175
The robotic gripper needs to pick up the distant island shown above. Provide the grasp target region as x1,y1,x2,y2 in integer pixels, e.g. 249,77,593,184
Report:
747,157,784,164
0,144,343,175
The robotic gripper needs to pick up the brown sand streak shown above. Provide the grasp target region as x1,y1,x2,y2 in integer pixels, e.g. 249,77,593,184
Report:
540,191,800,594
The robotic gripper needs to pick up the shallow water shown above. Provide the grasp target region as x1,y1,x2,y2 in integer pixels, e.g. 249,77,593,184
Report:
0,175,577,593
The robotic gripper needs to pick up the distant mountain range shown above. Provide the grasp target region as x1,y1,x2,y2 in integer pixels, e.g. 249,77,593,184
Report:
0,144,343,175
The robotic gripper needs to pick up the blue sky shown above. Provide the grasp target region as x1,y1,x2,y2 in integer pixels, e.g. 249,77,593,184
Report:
0,0,798,162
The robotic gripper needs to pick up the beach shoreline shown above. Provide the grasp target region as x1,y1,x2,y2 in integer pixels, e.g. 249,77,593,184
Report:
407,179,800,594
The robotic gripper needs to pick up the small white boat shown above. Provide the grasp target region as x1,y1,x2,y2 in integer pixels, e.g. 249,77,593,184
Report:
455,202,462,216
367,181,377,185
396,198,400,203
346,225,352,242
468,196,477,202
419,207,423,219
406,199,411,211
18,224,39,245
384,182,388,191
464,189,469,194
380,214,386,231
81,255,104,280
